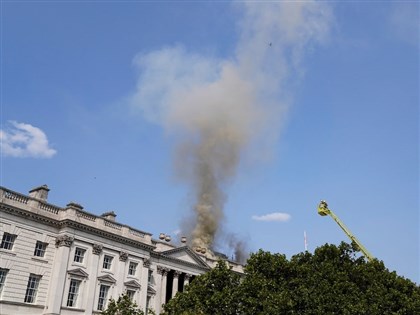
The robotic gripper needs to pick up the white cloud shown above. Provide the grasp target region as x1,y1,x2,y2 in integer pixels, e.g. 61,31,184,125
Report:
252,212,291,222
0,121,57,158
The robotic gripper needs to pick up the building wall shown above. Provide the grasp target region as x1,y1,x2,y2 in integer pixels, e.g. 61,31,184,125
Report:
0,186,242,315
0,214,57,314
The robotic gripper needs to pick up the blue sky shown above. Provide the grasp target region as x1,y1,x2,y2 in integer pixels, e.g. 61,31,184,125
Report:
1,1,418,282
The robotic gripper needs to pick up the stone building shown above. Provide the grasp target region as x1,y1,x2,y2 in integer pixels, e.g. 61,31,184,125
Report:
0,185,243,315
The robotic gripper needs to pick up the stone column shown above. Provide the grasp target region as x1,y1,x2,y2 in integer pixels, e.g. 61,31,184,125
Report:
171,271,181,298
139,259,151,313
156,266,169,314
86,243,103,313
113,251,129,297
183,273,191,291
44,234,74,315
154,267,162,314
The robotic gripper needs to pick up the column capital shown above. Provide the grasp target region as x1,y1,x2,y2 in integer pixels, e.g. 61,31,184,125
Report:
184,273,192,280
143,258,151,268
119,251,129,262
156,266,170,276
55,234,74,247
92,243,103,255
173,270,182,278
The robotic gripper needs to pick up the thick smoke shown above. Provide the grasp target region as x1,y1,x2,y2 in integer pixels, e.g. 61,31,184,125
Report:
131,2,332,256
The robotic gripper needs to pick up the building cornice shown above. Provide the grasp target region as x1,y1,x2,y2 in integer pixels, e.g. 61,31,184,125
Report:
0,203,156,252
59,219,156,252
0,203,61,227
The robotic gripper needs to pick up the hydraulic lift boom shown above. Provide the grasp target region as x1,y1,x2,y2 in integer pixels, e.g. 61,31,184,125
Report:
318,200,374,262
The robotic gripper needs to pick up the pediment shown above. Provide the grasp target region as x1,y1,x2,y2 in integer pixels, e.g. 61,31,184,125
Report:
67,268,89,278
97,274,116,283
161,246,209,268
124,279,141,289
147,284,156,295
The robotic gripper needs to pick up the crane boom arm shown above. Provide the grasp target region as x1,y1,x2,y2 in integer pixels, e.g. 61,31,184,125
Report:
318,201,374,262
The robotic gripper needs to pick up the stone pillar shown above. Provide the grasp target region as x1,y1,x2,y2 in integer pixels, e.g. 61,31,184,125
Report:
183,273,191,290
154,267,162,314
139,259,151,313
86,243,103,312
160,268,168,306
171,271,181,298
112,250,129,297
156,266,169,314
44,234,74,315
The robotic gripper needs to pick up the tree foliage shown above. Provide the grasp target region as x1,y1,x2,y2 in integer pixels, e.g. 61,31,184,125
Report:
163,260,241,315
162,242,420,315
101,293,144,315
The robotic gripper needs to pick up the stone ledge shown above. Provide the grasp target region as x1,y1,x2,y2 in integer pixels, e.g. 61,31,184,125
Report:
0,249,16,257
0,300,44,308
31,257,49,264
61,306,86,312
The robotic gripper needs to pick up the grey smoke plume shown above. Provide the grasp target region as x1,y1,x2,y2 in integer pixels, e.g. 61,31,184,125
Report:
131,2,332,253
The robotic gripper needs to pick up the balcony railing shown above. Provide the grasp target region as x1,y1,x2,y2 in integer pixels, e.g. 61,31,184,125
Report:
1,186,152,245
2,188,30,205
39,202,61,215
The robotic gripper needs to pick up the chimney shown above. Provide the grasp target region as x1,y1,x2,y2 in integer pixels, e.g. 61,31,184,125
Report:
29,185,50,202
101,211,117,221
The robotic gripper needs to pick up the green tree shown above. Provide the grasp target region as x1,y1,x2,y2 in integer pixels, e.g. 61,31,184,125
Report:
101,293,144,315
162,242,420,315
163,260,241,315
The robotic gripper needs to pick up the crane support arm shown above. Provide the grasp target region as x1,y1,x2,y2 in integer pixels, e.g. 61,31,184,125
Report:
318,200,374,262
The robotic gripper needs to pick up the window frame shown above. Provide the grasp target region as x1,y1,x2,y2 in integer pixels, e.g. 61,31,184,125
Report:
0,268,8,295
0,233,16,250
126,289,136,301
146,295,152,314
148,269,153,284
24,274,41,303
102,255,113,270
66,278,81,307
128,261,138,276
97,284,110,311
73,247,86,264
34,241,48,257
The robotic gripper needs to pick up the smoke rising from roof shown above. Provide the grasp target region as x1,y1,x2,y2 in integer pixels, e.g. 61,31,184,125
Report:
131,2,332,259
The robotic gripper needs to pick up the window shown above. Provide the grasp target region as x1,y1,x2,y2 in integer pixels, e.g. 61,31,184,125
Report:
0,268,8,294
34,241,48,257
126,289,135,301
66,279,81,307
97,284,110,311
24,274,41,303
103,255,113,270
128,262,137,276
148,270,153,284
146,296,151,314
74,247,86,263
0,233,16,250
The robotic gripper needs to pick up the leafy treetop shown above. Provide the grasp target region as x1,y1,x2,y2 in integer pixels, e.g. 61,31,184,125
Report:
163,242,420,315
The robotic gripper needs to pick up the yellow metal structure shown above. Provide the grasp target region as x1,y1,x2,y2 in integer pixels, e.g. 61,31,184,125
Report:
318,200,374,262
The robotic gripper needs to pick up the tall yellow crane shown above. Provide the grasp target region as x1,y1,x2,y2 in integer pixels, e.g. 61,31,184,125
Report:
318,200,374,262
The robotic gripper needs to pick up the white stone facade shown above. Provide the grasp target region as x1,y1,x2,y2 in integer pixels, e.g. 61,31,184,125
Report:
0,185,243,315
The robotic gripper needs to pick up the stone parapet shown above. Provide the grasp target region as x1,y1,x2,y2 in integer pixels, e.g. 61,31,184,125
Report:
0,186,153,246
